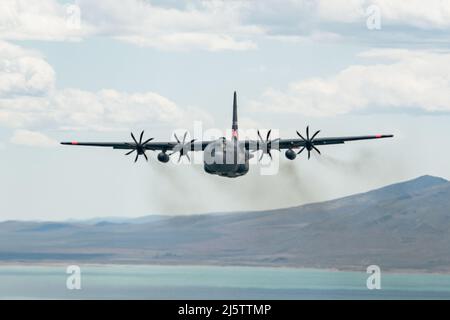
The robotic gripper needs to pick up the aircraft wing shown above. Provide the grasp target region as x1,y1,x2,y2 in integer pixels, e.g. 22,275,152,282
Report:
61,130,216,152
243,133,393,152
277,134,394,150
60,140,211,151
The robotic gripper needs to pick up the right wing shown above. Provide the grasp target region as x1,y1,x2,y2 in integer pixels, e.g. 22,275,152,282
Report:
61,130,213,152
60,140,211,151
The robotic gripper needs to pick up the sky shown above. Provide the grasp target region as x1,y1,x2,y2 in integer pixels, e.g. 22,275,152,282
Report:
0,0,449,221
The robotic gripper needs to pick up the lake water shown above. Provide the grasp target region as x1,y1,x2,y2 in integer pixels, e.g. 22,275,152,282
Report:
1,265,450,299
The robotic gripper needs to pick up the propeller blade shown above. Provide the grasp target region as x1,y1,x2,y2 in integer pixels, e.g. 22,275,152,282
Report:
296,126,322,158
125,149,135,156
266,129,272,141
257,130,263,142
139,130,144,144
268,151,272,160
312,145,321,155
258,152,264,161
131,132,138,145
311,130,321,141
143,152,148,161
142,138,154,145
296,131,306,141
134,153,139,163
171,132,195,162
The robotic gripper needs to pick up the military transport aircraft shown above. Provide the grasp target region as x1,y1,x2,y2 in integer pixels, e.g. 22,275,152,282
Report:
61,92,393,178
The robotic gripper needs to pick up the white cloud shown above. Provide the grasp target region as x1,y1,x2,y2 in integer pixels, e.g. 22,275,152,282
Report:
318,0,450,29
10,129,58,147
0,41,55,97
0,0,261,51
116,33,256,51
0,40,212,131
50,88,213,131
2,0,450,50
0,0,92,41
0,88,213,131
251,49,450,116
80,0,261,51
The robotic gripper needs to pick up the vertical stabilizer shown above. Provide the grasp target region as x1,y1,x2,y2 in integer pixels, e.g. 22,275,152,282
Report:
232,91,238,139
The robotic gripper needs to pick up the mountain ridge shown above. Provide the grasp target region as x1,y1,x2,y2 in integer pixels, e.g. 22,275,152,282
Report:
55,175,448,226
1,175,449,272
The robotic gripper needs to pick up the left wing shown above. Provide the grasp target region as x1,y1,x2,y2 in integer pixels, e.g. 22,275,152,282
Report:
277,134,394,149
243,134,393,150
243,128,393,153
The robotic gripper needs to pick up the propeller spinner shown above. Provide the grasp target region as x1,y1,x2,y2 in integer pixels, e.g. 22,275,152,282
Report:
296,126,321,160
170,132,196,163
257,129,280,161
124,130,154,162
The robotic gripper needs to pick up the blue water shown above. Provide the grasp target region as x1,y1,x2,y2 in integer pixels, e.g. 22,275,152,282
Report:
1,265,450,299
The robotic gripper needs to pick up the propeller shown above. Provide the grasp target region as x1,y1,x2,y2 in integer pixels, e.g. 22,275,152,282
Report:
296,126,321,160
256,129,280,161
124,130,154,162
170,132,196,163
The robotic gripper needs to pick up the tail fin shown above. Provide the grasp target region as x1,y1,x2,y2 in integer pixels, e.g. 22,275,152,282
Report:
232,91,238,139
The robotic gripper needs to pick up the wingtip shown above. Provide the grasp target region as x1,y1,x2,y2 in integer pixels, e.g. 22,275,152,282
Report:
376,134,394,139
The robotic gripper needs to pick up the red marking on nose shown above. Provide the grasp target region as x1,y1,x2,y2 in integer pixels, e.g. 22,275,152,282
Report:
72,141,79,145
376,134,382,138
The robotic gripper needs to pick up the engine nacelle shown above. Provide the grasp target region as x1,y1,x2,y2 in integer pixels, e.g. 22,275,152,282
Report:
157,152,170,163
285,149,297,160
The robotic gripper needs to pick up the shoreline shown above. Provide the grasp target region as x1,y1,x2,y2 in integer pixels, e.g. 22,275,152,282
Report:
1,261,450,276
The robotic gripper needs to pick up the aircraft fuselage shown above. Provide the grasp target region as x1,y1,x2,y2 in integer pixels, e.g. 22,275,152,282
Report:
203,138,250,178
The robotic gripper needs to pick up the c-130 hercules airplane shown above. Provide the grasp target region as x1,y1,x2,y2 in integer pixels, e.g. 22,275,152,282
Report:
62,92,393,178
